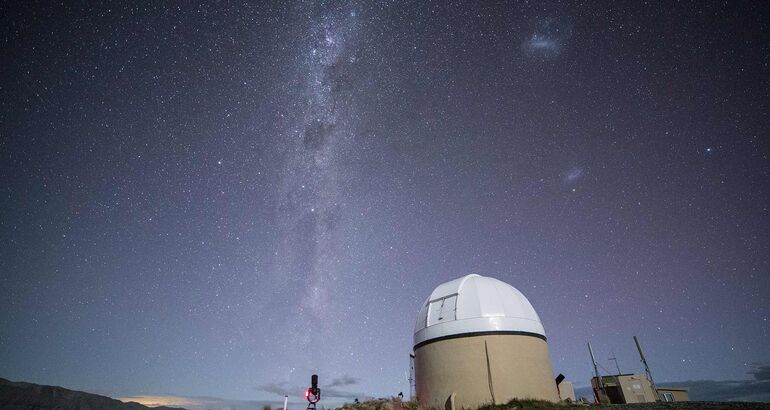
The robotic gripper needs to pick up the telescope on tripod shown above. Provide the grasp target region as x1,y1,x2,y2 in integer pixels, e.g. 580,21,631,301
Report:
305,374,320,410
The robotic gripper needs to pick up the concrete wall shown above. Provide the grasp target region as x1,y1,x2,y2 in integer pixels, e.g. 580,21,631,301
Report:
557,381,575,402
414,334,558,409
618,375,658,403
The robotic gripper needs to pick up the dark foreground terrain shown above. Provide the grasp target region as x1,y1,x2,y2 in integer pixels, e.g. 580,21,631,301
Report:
594,403,770,410
480,399,770,410
341,398,770,410
2,381,769,410
0,377,185,410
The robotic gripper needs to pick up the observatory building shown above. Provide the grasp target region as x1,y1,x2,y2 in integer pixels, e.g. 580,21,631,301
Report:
413,274,558,409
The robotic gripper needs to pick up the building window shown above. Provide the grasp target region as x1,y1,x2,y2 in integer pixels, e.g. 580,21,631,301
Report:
661,393,674,402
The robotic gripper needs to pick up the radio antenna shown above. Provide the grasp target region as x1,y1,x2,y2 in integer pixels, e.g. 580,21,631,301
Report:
633,336,659,401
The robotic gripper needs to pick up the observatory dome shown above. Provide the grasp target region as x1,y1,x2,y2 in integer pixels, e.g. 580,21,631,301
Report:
413,274,545,349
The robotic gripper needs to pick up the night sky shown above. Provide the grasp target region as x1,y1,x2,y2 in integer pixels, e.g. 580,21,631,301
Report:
2,1,769,408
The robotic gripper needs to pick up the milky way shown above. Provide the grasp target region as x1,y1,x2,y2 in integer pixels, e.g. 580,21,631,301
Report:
275,3,359,329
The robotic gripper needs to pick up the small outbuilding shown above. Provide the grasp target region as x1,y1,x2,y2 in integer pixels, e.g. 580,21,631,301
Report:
413,274,559,409
591,374,690,403
557,381,576,402
591,374,657,404
658,387,689,402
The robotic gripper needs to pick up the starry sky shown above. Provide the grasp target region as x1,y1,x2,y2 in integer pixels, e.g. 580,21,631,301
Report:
1,1,769,408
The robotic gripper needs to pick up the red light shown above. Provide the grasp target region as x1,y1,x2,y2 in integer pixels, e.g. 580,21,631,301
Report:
305,389,310,398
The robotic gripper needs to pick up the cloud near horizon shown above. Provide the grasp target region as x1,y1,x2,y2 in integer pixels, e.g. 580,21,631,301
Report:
329,375,359,387
749,364,770,382
256,377,365,401
117,394,284,410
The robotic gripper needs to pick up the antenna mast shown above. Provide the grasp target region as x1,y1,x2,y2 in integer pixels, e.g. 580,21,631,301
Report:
409,353,416,401
633,336,659,401
588,342,605,403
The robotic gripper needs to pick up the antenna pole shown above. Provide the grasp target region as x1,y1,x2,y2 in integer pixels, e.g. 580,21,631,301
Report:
633,336,659,401
588,342,605,403
409,354,416,401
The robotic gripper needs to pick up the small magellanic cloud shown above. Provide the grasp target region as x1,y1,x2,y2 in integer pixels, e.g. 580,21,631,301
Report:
564,167,583,183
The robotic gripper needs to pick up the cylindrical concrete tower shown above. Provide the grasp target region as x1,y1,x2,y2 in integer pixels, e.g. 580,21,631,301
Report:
413,274,558,409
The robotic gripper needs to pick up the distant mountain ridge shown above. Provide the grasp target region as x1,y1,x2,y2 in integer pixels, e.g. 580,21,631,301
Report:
0,377,186,410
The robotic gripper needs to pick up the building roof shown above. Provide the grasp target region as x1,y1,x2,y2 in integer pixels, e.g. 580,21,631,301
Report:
413,274,545,348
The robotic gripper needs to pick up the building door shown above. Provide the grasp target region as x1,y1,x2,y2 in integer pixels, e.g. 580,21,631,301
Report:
427,295,457,326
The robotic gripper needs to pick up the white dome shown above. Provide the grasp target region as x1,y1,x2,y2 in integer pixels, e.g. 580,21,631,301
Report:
413,274,545,348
